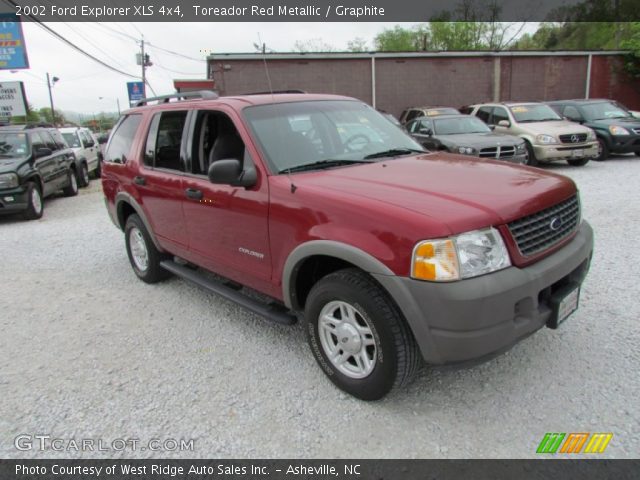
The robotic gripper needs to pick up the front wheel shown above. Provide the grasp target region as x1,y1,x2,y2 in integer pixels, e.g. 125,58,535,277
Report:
62,169,79,197
567,157,590,166
305,269,421,400
524,142,538,166
78,163,90,188
23,182,44,220
595,138,609,161
124,214,171,283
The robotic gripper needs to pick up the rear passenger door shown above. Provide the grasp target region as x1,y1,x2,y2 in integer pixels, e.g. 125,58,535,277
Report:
180,108,272,288
136,110,190,254
31,132,65,196
79,129,99,171
407,118,436,150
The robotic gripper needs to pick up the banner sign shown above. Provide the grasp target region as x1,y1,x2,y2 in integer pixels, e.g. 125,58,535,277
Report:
0,81,27,118
0,15,29,69
127,81,145,105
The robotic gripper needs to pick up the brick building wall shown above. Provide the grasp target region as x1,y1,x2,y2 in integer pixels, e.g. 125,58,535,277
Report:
208,52,640,117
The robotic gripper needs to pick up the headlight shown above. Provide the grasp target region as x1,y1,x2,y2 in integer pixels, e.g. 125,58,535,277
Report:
516,142,526,152
457,146,475,155
609,125,630,135
586,129,596,141
411,227,511,282
0,173,19,189
536,134,557,144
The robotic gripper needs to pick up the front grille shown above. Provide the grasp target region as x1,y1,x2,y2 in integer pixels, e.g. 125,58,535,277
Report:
478,145,516,159
559,133,588,144
508,195,580,257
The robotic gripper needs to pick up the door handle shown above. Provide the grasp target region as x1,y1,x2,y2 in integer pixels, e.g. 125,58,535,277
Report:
133,176,146,186
185,188,203,200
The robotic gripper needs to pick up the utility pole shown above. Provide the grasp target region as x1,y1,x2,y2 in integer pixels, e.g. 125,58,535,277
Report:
46,72,59,126
140,37,146,97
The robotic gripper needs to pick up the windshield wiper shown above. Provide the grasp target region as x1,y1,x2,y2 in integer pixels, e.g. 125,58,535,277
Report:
363,148,425,160
280,159,372,174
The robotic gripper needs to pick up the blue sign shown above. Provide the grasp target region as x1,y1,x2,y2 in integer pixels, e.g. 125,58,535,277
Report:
127,81,146,105
0,15,29,70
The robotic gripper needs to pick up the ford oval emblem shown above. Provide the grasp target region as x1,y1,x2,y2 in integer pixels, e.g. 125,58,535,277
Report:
549,217,562,231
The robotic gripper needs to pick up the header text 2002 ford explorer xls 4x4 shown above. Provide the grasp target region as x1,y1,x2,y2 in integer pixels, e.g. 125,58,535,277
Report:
102,92,593,400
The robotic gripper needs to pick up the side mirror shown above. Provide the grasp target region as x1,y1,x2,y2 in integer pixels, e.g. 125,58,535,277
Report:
489,125,496,131
419,127,433,136
497,120,510,127
85,141,95,148
35,147,52,158
208,159,257,188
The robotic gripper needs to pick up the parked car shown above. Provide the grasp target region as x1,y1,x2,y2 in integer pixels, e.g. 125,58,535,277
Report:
60,126,103,180
377,110,402,128
463,102,598,166
399,106,461,124
547,99,640,161
0,125,79,220
404,114,527,164
102,92,593,400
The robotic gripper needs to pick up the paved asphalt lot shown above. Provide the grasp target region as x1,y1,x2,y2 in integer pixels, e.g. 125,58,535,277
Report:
1,155,639,459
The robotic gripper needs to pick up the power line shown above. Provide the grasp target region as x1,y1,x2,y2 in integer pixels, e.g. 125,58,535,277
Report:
145,42,204,63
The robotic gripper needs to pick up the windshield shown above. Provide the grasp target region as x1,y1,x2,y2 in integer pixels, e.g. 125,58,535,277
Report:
243,100,423,173
581,102,631,120
434,117,491,135
510,104,562,123
0,132,29,157
62,132,81,148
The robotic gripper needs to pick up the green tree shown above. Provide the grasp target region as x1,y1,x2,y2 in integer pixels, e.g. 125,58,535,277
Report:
347,37,368,52
374,25,421,51
293,38,335,52
38,107,65,125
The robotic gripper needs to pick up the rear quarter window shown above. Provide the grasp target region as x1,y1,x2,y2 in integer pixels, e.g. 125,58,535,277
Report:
105,114,142,164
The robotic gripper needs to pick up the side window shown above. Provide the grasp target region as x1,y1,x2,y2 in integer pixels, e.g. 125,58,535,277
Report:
492,107,509,124
416,118,433,134
80,130,93,147
476,107,492,123
407,120,418,133
405,110,421,123
50,130,66,149
41,131,58,150
563,105,582,121
154,111,188,171
105,114,142,164
144,114,161,167
191,110,245,176
30,132,46,151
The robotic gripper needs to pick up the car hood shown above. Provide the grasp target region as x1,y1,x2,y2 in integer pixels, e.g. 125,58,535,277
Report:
437,133,523,149
587,117,640,128
516,120,591,135
0,157,28,174
294,153,575,234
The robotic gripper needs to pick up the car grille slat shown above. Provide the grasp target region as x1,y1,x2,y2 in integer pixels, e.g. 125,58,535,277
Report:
508,195,580,257
479,145,516,159
559,133,588,144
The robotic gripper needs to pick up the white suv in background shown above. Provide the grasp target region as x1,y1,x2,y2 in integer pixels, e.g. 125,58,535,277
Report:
60,127,102,180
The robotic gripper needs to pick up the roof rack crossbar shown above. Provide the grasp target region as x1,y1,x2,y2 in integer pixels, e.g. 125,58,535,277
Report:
135,90,218,107
241,89,307,95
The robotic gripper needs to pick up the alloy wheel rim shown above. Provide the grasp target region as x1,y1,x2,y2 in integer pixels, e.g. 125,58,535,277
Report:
83,167,89,184
71,172,77,192
31,188,42,214
129,227,149,271
318,300,377,379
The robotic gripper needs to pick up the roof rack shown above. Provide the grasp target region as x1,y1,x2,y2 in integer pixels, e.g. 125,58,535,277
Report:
135,90,218,107
241,89,307,95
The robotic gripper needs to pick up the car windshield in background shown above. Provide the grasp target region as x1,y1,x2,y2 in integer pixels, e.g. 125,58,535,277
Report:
434,117,491,135
0,133,29,157
510,104,562,123
62,132,81,148
423,108,460,116
581,101,631,120
243,100,423,173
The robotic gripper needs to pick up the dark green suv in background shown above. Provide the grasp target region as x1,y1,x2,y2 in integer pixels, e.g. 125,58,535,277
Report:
547,99,640,161
0,125,79,220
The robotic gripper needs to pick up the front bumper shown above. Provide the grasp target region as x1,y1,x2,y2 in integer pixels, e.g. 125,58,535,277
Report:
608,134,640,154
534,142,598,162
374,221,594,364
0,186,29,215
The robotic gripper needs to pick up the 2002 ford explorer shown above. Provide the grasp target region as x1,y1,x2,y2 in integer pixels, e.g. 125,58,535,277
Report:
102,92,593,400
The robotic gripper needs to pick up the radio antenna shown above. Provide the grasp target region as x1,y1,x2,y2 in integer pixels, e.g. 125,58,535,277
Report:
256,33,274,99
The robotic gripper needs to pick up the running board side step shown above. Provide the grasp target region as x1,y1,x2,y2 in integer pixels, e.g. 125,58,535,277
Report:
160,260,297,326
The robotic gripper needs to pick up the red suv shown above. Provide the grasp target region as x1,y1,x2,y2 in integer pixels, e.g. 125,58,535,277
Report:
102,92,593,400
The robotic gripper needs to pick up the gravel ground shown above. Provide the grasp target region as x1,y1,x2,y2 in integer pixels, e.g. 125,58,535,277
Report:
1,155,639,459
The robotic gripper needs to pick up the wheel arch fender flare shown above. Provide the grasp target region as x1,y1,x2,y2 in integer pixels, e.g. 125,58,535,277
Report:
115,191,164,252
282,240,395,310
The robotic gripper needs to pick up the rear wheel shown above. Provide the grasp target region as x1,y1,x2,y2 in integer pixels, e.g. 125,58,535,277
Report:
22,182,43,220
305,268,421,400
94,155,103,178
62,169,79,197
595,138,609,161
567,157,590,166
634,151,640,157
78,163,90,187
124,214,171,283
524,142,538,166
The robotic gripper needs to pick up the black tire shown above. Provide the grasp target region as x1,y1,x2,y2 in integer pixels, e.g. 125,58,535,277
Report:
22,182,44,220
305,268,421,400
62,168,79,197
567,157,590,167
94,155,102,178
524,141,538,166
595,138,609,161
634,151,640,157
78,162,90,188
124,214,171,283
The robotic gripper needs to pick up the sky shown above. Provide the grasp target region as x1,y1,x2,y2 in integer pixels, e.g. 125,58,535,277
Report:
0,22,536,116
